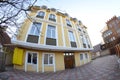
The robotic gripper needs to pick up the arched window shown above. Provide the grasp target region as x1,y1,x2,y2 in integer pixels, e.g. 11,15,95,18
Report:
36,11,45,19
66,19,72,27
49,14,56,22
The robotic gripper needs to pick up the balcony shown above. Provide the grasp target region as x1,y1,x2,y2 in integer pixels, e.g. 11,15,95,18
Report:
101,37,120,50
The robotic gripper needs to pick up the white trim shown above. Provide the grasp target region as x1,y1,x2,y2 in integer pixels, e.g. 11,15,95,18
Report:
42,53,56,72
74,24,81,48
25,51,39,72
11,39,93,51
53,53,56,72
60,16,65,47
44,24,58,46
25,52,28,72
25,22,43,44
42,53,44,72
35,10,46,19
44,23,47,45
37,53,39,72
48,12,57,23
24,22,33,42
56,25,58,46
68,30,77,47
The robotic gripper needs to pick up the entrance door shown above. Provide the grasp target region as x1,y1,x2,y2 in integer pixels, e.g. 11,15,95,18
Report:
25,51,38,72
64,53,75,69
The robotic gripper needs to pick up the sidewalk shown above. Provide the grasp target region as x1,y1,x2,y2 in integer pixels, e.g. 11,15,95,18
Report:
0,55,120,80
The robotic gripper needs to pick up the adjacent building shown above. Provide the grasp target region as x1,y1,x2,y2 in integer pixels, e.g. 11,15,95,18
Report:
101,16,120,57
12,6,93,72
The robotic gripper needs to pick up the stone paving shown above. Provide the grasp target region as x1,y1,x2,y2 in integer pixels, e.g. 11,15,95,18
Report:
0,55,120,80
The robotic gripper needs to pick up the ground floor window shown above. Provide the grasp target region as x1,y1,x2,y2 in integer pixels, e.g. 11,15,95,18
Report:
44,54,54,65
27,52,37,64
85,53,88,59
80,54,84,60
80,53,89,60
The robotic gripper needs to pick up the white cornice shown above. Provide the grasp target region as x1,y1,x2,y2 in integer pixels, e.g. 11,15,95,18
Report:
11,39,93,52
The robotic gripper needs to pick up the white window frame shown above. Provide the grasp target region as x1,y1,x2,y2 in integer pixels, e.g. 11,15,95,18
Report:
85,53,88,59
25,51,39,72
49,14,56,20
80,53,84,60
43,53,54,65
66,19,71,26
46,25,56,39
68,31,75,42
42,53,56,72
29,22,42,36
36,11,45,17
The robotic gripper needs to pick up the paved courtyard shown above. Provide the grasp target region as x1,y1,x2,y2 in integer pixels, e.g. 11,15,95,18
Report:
0,55,120,80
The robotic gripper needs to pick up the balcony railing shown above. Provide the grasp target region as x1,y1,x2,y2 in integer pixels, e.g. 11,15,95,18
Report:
101,37,120,50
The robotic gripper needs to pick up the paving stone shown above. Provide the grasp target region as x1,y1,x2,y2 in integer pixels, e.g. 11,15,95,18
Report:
0,55,120,80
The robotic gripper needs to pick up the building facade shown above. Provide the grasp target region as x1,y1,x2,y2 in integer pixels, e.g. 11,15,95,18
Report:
101,16,120,56
12,6,93,72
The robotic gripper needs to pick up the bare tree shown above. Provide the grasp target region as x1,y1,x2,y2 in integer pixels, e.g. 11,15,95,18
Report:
0,0,37,34
0,0,37,36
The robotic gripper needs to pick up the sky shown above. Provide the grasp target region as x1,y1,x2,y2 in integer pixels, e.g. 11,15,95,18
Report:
36,0,120,46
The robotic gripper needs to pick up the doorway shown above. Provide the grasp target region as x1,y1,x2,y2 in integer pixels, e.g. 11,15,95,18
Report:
64,53,75,69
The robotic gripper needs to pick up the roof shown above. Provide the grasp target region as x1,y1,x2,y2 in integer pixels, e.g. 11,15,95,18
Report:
92,43,102,53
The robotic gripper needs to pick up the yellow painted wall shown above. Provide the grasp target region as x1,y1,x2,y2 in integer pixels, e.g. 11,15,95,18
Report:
74,52,91,66
64,28,70,47
57,25,63,46
74,52,80,67
44,66,54,72
17,19,32,41
55,52,65,71
27,65,37,72
14,48,91,72
40,22,47,44
38,52,42,72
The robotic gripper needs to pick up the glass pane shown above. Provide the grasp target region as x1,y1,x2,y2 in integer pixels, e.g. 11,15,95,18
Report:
47,28,51,38
30,25,35,34
85,54,88,58
69,31,75,42
27,53,32,63
32,53,37,64
47,25,55,38
49,54,53,64
44,54,48,64
80,54,83,60
34,23,41,35
52,29,55,38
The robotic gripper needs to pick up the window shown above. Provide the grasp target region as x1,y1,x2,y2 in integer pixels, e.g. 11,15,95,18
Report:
29,22,41,36
44,54,54,65
66,19,72,27
49,14,56,22
47,25,56,39
85,53,88,59
69,31,75,42
80,35,87,48
36,11,45,18
69,31,77,47
77,24,82,32
46,25,56,46
86,37,91,48
27,22,41,43
80,54,83,60
27,52,37,64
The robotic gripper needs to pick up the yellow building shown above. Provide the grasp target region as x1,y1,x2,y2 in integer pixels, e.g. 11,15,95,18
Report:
12,6,93,72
